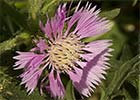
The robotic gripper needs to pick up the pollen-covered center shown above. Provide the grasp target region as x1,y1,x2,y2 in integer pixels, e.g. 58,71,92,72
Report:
48,35,83,71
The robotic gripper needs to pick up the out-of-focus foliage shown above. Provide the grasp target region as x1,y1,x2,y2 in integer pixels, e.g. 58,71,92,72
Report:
0,0,139,100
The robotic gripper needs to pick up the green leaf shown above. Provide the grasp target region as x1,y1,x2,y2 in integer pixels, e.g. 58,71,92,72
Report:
65,80,76,100
109,88,134,100
0,66,46,100
0,32,31,55
100,54,140,100
120,45,133,63
41,0,60,16
132,0,138,6
2,82,45,100
123,88,134,100
14,1,27,9
100,8,120,19
28,0,44,20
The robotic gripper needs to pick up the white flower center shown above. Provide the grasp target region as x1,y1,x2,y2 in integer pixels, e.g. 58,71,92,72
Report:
48,35,83,71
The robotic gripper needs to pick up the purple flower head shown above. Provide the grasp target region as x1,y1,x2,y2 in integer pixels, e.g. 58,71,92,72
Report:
13,2,113,99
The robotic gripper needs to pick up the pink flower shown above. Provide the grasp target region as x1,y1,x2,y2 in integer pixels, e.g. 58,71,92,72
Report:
13,2,113,99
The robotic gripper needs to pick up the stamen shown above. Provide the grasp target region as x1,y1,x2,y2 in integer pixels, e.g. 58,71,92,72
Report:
48,34,83,71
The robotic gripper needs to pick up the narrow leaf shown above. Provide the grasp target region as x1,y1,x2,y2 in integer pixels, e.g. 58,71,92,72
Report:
28,0,44,20
14,1,27,9
120,45,133,63
65,80,76,100
41,0,60,16
132,0,138,6
100,8,120,19
101,54,140,100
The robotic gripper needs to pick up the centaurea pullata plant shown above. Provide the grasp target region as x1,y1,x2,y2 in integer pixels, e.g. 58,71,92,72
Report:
13,2,113,99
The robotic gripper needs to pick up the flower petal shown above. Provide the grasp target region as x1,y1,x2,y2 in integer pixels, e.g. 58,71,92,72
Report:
31,39,48,53
69,3,112,39
47,70,65,98
13,52,47,69
68,48,112,97
26,69,43,94
13,51,48,94
81,40,112,61
40,4,66,40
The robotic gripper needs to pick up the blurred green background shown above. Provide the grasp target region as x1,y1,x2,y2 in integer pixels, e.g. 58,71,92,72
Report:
0,0,139,100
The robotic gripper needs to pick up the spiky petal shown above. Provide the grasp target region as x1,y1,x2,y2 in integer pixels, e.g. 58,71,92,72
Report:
13,51,47,94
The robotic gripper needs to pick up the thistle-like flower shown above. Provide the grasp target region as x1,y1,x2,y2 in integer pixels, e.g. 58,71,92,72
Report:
13,2,113,98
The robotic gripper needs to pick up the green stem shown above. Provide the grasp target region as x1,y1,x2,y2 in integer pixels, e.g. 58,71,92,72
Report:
0,33,30,55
